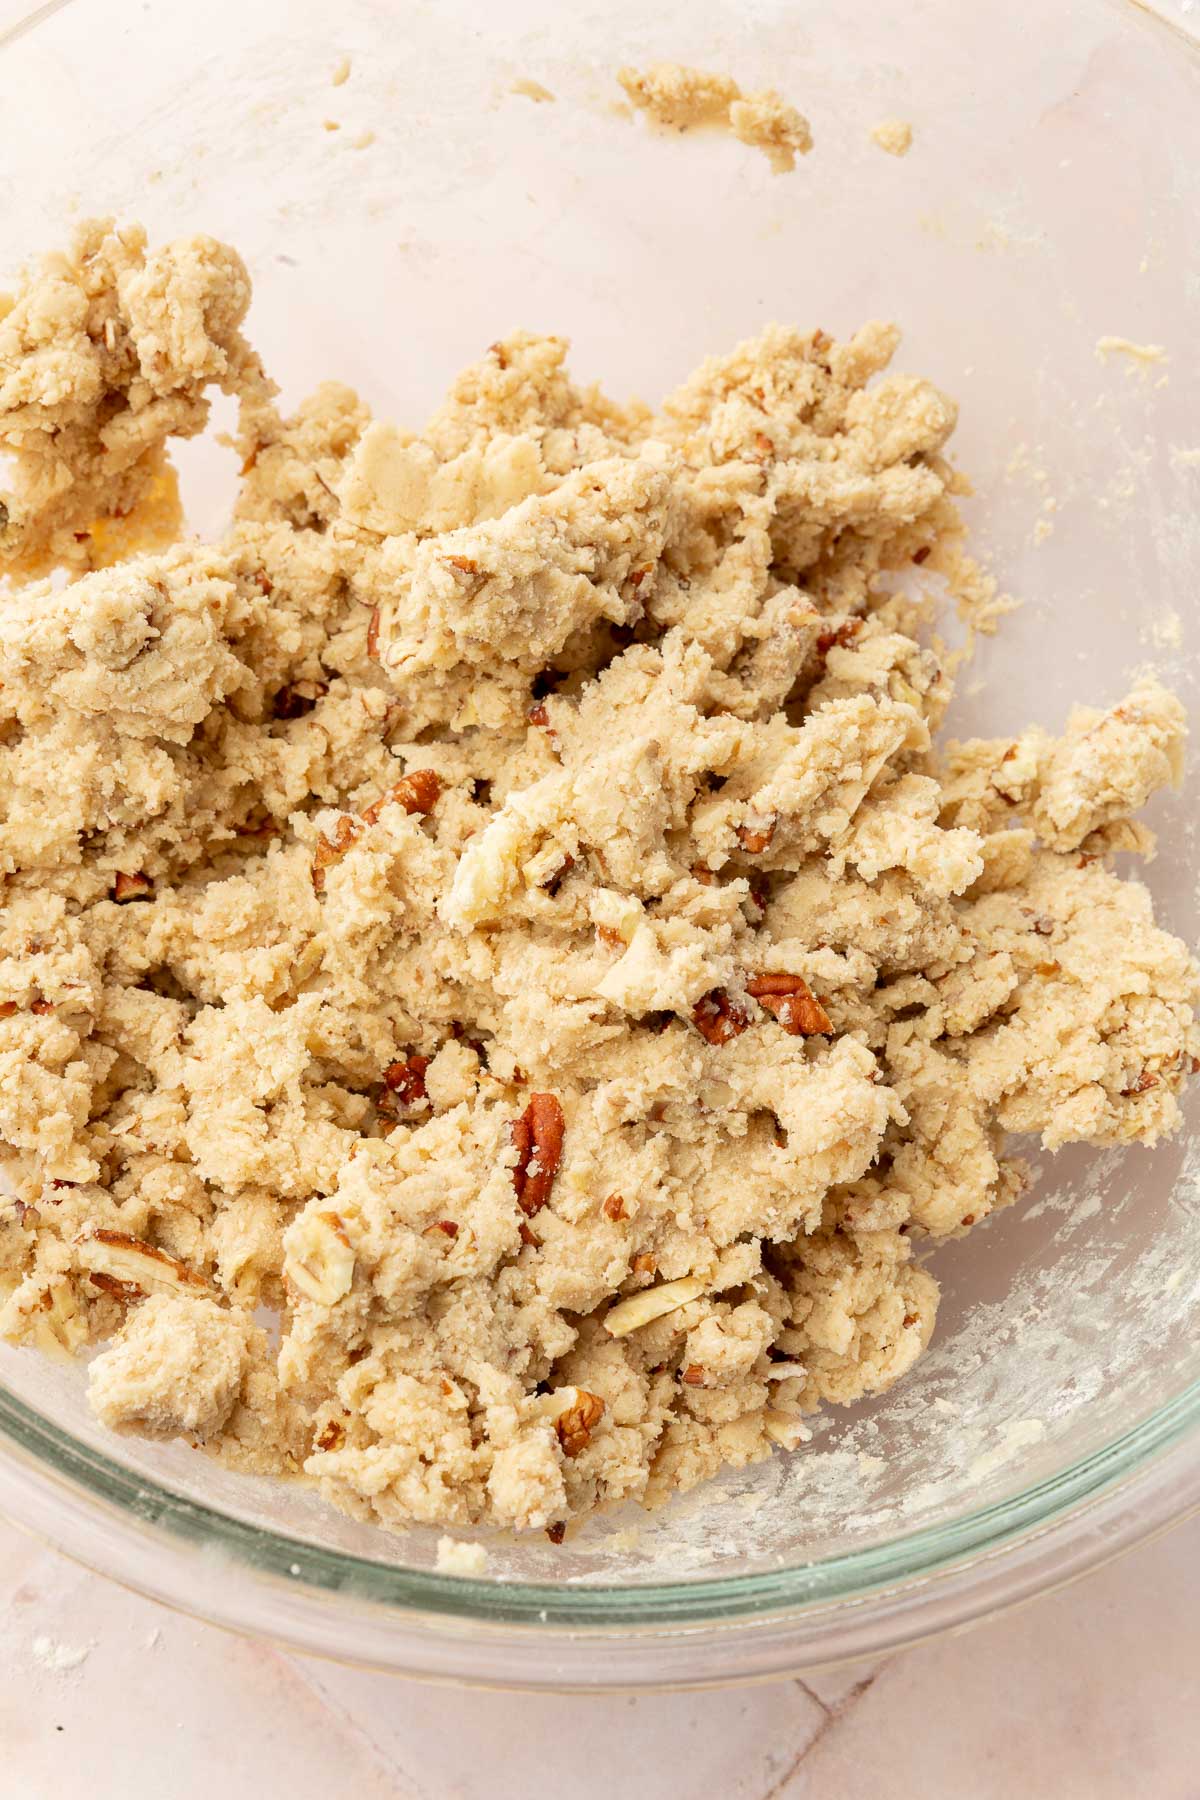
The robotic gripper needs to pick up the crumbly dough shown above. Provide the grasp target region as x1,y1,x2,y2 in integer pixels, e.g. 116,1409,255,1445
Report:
871,118,913,158
618,64,813,173
1,221,1197,1540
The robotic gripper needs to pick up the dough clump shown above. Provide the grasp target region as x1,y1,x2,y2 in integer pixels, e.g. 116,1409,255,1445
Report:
1,222,1196,1537
618,63,813,173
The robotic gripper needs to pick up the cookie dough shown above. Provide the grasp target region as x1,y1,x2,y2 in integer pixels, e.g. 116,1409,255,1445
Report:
871,118,913,157
1,222,1196,1539
618,64,813,173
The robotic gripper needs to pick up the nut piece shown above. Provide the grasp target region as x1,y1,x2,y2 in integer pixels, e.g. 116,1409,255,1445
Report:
75,1228,208,1295
360,768,442,826
692,989,750,1046
737,820,775,854
510,1092,565,1217
282,1209,355,1305
746,973,832,1036
529,1386,607,1458
763,1408,809,1450
30,1282,88,1360
366,605,382,659
603,1275,707,1339
312,814,363,892
602,1193,628,1222
112,871,155,903
378,1052,430,1124
272,679,328,719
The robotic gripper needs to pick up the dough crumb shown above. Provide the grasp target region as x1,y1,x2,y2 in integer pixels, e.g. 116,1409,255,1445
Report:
32,1636,92,1673
511,77,555,104
870,118,913,157
618,63,812,172
331,56,351,88
436,1536,489,1576
1095,335,1168,372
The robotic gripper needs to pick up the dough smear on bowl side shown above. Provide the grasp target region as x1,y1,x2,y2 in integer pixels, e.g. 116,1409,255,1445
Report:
0,221,1196,1538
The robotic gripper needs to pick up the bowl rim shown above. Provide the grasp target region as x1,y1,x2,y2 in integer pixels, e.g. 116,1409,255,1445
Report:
1,1372,1199,1685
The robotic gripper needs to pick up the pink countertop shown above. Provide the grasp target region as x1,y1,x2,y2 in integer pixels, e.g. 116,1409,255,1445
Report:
1,1507,1197,1798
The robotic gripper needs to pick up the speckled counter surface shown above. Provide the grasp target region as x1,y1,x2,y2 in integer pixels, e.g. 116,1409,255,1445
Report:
1,1508,1197,1798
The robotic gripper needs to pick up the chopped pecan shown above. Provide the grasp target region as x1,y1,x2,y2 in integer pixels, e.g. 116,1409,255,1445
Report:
316,1419,346,1452
542,853,574,895
112,871,155,903
360,768,441,825
631,1252,657,1277
690,864,717,886
554,1389,605,1459
272,679,328,719
602,1193,628,1222
518,1221,542,1248
0,1002,16,1021
366,606,381,659
423,1219,459,1239
913,545,931,565
736,821,775,854
692,990,750,1046
312,814,363,892
603,1275,707,1339
445,553,481,576
681,1364,707,1387
87,1269,145,1304
528,701,550,728
510,1092,565,1217
546,1521,566,1544
816,618,862,657
283,1209,355,1305
1122,1070,1159,1097
75,1228,207,1295
383,1053,430,1106
597,924,625,949
30,999,54,1016
746,973,832,1036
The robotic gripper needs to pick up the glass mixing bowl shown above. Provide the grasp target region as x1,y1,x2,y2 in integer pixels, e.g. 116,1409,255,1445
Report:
1,0,1199,1690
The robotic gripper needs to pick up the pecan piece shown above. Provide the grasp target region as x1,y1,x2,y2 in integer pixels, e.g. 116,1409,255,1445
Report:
603,1275,707,1339
112,871,155,903
816,618,862,657
1122,1070,1159,1097
75,1228,207,1295
360,768,442,826
554,1390,605,1459
692,990,750,1046
0,1002,16,1021
510,1092,565,1217
423,1219,459,1240
366,605,381,659
736,821,775,854
316,1419,346,1452
746,973,832,1036
312,814,363,892
87,1269,145,1305
602,1193,628,1222
382,1053,430,1107
272,679,328,719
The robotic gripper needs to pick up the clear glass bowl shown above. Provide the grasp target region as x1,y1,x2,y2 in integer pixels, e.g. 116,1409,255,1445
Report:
2,0,1199,1689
